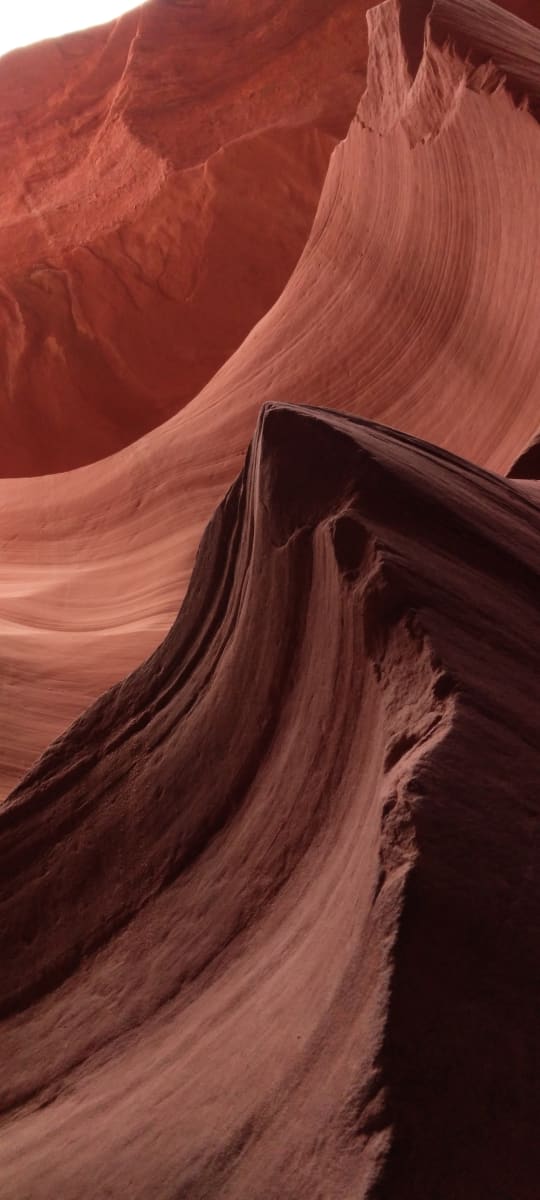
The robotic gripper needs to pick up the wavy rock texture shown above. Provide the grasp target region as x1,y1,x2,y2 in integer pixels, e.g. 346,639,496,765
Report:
1,403,539,1197
1,1,540,1196
0,0,368,474
1,0,540,797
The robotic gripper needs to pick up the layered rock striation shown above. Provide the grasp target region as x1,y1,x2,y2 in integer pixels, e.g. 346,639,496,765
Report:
1,0,539,796
0,2,539,1196
1,404,539,1197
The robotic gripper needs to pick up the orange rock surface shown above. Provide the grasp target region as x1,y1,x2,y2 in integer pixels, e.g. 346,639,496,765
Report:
1,2,539,1197
1,0,539,796
0,0,368,474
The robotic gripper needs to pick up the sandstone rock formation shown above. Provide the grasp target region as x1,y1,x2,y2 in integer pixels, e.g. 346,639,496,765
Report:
1,1,539,1197
1,403,539,1197
0,0,368,474
1,0,539,796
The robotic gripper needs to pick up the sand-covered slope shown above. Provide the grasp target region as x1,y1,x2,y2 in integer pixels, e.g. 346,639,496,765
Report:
1,0,539,797
1,403,539,1197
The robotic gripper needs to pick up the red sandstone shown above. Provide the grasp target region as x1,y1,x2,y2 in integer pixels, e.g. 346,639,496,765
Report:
0,1,539,1197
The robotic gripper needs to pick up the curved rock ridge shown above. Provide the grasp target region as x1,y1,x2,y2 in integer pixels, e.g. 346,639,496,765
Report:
395,0,540,107
0,0,368,475
508,432,540,479
0,0,535,477
1,0,540,798
1,403,539,1197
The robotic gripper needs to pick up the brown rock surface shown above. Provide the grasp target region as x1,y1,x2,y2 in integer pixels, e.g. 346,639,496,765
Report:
1,2,540,1196
1,0,539,796
508,432,540,479
1,403,539,1197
